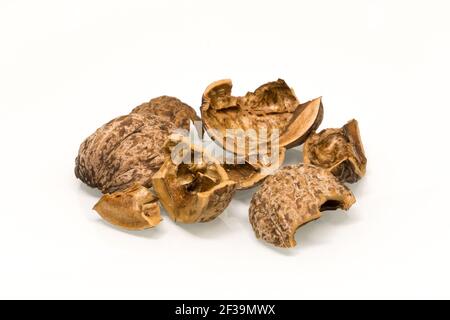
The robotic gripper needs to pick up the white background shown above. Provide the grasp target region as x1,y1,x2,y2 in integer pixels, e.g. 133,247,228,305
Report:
0,0,449,300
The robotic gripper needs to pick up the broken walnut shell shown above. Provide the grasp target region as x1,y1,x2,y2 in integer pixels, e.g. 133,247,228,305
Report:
249,164,356,248
152,135,237,223
94,184,162,230
303,119,367,183
201,79,323,155
75,113,175,194
132,96,200,131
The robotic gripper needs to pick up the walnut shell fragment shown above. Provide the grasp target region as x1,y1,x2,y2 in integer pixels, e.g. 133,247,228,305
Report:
224,148,286,190
132,96,200,131
249,164,356,248
304,119,367,183
94,184,162,230
152,136,237,223
75,114,175,194
201,79,323,155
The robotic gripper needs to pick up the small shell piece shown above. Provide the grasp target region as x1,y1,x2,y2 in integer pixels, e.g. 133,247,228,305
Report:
223,148,287,190
249,164,356,248
75,114,175,194
94,184,162,230
201,79,323,155
303,119,367,183
132,96,200,131
152,135,237,224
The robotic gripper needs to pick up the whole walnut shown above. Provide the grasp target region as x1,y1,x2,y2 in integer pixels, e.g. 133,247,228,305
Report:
132,96,200,131
75,113,175,194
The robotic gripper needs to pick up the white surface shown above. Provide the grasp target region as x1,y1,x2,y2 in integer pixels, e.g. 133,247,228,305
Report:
0,0,449,300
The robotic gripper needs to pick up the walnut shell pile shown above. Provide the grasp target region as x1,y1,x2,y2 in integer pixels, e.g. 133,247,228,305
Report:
75,80,367,249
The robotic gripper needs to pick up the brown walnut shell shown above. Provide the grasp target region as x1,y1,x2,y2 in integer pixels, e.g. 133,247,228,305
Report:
132,96,200,131
249,164,356,248
152,135,237,224
94,184,161,230
201,79,323,155
303,119,367,183
75,114,175,194
223,148,286,190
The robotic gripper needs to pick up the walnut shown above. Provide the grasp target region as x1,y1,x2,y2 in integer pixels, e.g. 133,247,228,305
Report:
94,184,161,230
249,164,356,248
132,96,200,131
152,135,237,223
303,119,367,183
75,114,175,194
201,79,323,155
223,148,287,190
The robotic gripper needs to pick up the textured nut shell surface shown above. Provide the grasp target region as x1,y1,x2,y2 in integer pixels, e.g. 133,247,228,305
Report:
75,114,175,194
249,164,356,248
304,119,367,183
132,96,199,131
196,181,237,222
93,184,162,230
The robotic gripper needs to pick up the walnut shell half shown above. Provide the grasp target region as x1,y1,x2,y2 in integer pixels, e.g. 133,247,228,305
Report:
132,96,200,131
152,136,237,223
75,114,175,194
93,184,162,230
249,164,356,248
303,119,367,183
201,79,323,155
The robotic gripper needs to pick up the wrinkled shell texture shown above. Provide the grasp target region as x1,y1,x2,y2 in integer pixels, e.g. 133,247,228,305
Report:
132,96,199,131
249,164,356,248
94,184,161,230
304,119,367,183
75,114,175,194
